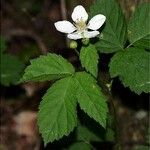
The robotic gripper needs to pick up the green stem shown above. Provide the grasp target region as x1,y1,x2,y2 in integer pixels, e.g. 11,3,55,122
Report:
105,83,121,150
109,97,121,150
74,48,79,56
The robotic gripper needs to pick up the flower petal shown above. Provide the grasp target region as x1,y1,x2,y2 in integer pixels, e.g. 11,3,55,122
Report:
83,31,100,38
67,32,82,40
54,21,76,33
71,5,88,22
88,14,106,30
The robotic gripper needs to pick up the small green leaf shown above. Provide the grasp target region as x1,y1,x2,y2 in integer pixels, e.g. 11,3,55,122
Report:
128,3,150,49
80,44,99,77
21,53,75,82
38,77,77,144
74,72,108,128
68,142,91,150
109,48,150,94
90,0,127,53
0,54,25,86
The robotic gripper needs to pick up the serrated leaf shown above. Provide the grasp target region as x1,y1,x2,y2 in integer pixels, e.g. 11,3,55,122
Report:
128,3,150,49
0,54,25,86
74,72,108,128
109,48,150,94
21,53,75,82
80,44,99,77
90,0,127,53
38,77,77,144
68,142,91,150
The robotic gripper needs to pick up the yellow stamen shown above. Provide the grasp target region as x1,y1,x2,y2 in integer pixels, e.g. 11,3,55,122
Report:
75,19,86,32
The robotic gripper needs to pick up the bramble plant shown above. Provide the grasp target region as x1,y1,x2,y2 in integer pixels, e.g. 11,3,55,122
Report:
20,0,150,148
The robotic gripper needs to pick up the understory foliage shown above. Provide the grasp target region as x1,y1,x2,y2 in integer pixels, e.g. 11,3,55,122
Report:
0,37,25,86
19,0,150,147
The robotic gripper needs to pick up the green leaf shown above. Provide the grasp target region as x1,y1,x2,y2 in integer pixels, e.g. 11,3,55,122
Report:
74,72,108,128
0,54,25,86
109,48,150,94
21,53,75,82
68,142,91,150
76,123,103,142
128,3,150,49
90,0,127,53
80,44,99,77
0,36,6,54
38,77,77,144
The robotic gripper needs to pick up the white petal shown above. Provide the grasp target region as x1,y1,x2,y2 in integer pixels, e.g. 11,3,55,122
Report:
54,21,76,33
84,31,100,38
71,5,88,22
88,14,106,30
67,32,82,40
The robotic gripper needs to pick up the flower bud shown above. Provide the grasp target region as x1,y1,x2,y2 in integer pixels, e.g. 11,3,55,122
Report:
82,38,89,45
69,40,78,49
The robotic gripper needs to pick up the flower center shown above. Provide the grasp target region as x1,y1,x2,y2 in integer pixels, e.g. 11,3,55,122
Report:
75,19,87,33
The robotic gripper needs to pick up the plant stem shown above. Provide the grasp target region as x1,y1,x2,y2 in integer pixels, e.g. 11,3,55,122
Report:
74,48,79,56
110,100,121,150
105,83,121,150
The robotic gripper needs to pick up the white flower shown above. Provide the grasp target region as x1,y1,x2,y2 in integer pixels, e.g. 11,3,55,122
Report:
54,5,106,40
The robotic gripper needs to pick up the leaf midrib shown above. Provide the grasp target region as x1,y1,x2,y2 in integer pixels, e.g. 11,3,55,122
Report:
75,77,101,120
106,19,124,50
42,77,74,136
130,33,150,46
